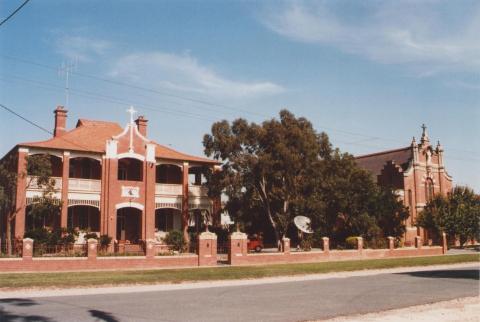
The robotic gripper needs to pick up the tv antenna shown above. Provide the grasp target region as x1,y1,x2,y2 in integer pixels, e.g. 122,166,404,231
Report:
58,59,78,108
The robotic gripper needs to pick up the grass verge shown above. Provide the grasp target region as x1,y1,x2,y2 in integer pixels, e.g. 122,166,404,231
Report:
0,254,478,289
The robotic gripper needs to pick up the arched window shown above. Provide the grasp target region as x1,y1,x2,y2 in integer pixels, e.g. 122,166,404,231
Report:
425,178,434,202
156,164,182,184
118,158,143,181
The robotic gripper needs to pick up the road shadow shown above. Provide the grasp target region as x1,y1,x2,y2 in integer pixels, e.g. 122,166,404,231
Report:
0,307,56,322
0,298,39,307
396,269,479,281
89,309,120,322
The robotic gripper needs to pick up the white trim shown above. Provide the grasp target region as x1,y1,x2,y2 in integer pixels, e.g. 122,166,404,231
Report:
18,147,29,153
133,125,151,143
115,202,144,211
146,143,156,162
155,161,183,168
27,149,63,159
117,152,145,161
112,125,130,140
69,152,102,162
106,140,118,159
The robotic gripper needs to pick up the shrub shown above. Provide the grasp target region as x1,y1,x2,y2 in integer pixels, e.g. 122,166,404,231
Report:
165,230,186,252
365,238,387,249
24,228,50,244
345,236,359,249
311,230,324,248
84,232,98,240
99,235,112,249
300,235,312,251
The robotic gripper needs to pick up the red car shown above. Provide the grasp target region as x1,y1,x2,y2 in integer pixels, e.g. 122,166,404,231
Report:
247,235,264,252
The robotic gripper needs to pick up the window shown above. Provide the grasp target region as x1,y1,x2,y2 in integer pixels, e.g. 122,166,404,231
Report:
118,158,143,181
425,178,434,202
408,189,413,225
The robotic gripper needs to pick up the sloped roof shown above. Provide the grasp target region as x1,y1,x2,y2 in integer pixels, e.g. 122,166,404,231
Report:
355,147,412,176
18,119,218,164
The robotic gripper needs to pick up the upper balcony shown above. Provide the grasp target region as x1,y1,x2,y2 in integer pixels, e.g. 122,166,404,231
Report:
155,183,183,196
68,178,101,193
188,185,208,197
26,176,62,190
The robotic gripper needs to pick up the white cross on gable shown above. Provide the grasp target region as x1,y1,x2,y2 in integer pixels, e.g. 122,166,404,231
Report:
127,106,137,124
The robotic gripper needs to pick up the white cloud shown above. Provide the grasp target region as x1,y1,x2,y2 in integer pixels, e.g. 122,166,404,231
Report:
261,1,480,75
55,35,111,62
110,51,284,99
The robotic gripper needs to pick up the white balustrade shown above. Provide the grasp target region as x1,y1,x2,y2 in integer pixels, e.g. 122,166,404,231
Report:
68,178,101,192
26,176,62,190
155,184,183,196
188,185,208,197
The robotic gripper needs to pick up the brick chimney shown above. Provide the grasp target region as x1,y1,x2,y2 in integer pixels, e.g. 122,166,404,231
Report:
53,106,68,137
135,116,148,137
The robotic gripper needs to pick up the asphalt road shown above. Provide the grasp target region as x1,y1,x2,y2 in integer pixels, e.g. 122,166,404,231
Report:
0,266,478,322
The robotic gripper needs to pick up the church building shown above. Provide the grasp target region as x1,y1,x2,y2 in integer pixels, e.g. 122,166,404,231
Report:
355,125,453,245
1,106,220,246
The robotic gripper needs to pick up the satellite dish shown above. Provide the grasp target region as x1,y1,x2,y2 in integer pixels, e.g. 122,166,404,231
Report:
294,216,313,234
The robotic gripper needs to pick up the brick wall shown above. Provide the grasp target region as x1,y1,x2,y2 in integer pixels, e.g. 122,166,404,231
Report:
0,234,447,272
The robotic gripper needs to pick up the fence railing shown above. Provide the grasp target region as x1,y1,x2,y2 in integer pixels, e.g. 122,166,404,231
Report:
0,239,22,257
33,244,87,257
97,242,146,256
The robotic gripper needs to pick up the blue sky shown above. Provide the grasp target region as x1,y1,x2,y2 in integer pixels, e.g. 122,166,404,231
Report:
0,0,479,190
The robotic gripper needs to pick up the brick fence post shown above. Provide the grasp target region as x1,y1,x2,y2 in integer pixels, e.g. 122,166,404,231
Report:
228,232,248,265
442,232,447,254
282,237,290,254
145,239,155,259
356,237,363,252
415,236,423,249
87,238,98,260
387,236,395,250
322,237,330,253
22,238,33,260
198,232,217,266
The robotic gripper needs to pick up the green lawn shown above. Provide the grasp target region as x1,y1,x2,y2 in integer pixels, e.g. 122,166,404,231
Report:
0,254,478,289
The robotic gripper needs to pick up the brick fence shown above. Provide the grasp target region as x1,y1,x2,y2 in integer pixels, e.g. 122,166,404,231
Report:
0,233,447,272
227,234,446,266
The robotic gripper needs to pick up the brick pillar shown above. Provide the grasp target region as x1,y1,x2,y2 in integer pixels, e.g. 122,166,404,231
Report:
415,236,423,249
60,152,70,228
322,237,330,253
282,237,290,254
198,232,217,266
356,237,363,251
14,149,28,239
442,232,447,254
144,160,156,241
106,159,118,242
145,238,155,259
228,232,248,265
87,238,98,260
22,238,33,260
182,162,190,244
387,236,395,250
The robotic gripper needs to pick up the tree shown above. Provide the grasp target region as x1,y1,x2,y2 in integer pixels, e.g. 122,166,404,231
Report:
0,153,57,254
301,150,408,246
204,110,324,247
203,110,408,247
417,186,480,247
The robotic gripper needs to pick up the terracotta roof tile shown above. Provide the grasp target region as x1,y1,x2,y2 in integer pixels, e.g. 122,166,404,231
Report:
355,147,412,176
19,119,218,164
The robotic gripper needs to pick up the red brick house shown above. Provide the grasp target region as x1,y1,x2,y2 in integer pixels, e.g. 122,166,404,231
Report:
355,125,453,245
1,106,220,246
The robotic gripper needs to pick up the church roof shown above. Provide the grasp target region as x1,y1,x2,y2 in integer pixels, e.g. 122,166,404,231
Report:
355,147,412,176
18,119,218,164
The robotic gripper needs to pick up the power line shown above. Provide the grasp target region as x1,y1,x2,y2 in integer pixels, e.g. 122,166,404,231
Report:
0,74,219,122
0,58,478,156
0,0,31,27
0,102,90,151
